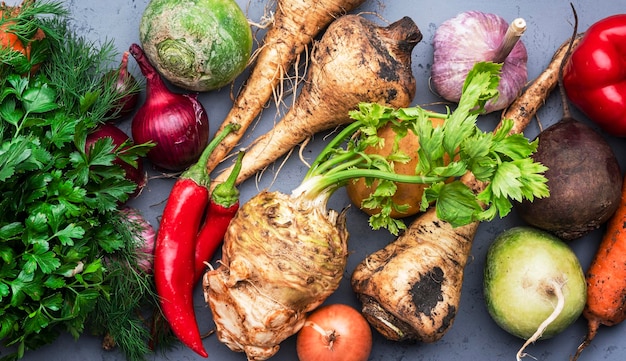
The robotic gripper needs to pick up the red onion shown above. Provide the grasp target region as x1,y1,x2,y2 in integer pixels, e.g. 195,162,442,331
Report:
431,11,528,113
104,51,140,120
120,207,156,274
129,43,209,172
85,123,147,198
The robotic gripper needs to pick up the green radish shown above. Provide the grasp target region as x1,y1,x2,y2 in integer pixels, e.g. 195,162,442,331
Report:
139,0,253,91
484,226,586,360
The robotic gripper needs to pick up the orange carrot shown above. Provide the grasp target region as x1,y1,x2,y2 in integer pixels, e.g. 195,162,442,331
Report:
571,177,626,360
204,0,366,175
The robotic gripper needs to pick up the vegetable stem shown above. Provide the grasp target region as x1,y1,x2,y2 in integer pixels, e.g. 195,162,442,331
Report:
181,123,238,186
493,18,527,63
211,150,244,208
296,170,448,203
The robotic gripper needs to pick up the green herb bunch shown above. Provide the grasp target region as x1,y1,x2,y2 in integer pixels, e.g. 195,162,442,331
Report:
296,62,549,234
0,2,165,361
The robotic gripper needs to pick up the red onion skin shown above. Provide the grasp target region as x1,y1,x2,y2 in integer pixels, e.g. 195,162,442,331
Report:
129,43,209,172
120,207,156,274
105,51,140,120
431,11,528,113
85,123,147,199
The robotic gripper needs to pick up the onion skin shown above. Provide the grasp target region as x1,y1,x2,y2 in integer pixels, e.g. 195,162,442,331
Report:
85,123,147,199
431,11,528,113
296,304,372,361
129,43,209,172
104,51,140,120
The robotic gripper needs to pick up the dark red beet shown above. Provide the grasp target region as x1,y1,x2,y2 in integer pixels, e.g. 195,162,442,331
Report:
515,118,622,240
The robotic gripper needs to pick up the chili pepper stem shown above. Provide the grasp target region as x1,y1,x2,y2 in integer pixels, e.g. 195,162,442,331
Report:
192,151,245,283
182,122,239,186
212,150,245,208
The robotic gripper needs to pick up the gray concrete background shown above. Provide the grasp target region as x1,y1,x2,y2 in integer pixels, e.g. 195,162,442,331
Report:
3,0,626,360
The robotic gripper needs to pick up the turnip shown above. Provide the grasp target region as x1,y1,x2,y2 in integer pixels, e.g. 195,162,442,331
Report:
484,226,586,360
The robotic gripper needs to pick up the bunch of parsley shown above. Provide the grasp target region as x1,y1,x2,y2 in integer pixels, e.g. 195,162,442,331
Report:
0,3,168,361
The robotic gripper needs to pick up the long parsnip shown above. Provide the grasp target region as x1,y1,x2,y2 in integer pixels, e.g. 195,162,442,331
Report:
205,0,366,174
211,15,421,188
350,36,579,343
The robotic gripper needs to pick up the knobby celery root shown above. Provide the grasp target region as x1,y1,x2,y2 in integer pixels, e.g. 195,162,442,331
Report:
350,36,578,343
211,14,421,188
204,0,366,174
203,191,349,360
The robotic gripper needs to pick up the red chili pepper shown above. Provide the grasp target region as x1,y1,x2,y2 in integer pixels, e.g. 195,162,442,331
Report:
193,151,244,283
153,124,236,358
563,14,626,137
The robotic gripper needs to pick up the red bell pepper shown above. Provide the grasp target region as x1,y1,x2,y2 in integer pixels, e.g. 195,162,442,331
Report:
563,14,626,137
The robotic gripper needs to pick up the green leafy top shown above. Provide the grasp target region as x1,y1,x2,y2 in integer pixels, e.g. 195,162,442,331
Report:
0,3,162,361
295,62,549,234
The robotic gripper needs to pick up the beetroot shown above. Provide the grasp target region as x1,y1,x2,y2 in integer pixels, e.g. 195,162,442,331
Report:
514,118,622,240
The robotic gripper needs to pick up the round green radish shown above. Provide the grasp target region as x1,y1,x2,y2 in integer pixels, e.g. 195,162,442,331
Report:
484,226,586,347
139,0,253,92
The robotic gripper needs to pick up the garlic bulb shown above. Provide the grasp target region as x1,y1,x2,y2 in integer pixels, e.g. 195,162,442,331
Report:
431,11,528,113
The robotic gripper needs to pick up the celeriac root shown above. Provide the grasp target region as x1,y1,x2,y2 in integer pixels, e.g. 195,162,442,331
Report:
351,35,579,343
205,0,366,175
203,191,349,360
211,14,421,189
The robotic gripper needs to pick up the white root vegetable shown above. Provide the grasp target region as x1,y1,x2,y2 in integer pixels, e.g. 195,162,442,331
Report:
350,36,577,343
203,191,349,360
205,0,367,174
211,14,421,188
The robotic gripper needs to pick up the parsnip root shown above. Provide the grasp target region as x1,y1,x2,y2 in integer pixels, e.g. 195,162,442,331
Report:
211,15,421,189
205,0,367,174
351,35,579,343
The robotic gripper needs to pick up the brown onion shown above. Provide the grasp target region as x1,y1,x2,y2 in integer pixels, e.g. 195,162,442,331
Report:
431,11,528,113
129,43,209,172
